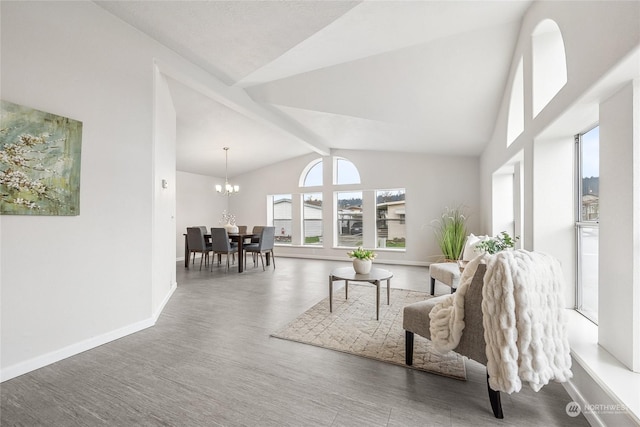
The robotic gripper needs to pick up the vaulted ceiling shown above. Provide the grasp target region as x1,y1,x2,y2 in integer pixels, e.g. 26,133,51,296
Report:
95,0,532,176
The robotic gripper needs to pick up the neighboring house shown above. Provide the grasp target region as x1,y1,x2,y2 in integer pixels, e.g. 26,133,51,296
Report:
377,200,406,242
272,198,323,239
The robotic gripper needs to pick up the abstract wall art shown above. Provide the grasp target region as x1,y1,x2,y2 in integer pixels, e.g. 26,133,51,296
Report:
0,100,82,215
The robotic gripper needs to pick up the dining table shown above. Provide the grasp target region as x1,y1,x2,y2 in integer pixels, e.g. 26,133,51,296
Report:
183,232,259,273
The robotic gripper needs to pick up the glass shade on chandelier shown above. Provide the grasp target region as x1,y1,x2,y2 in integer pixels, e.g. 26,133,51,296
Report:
216,147,239,196
216,182,239,194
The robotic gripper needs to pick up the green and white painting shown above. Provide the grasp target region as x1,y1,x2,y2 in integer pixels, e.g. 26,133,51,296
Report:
0,100,82,215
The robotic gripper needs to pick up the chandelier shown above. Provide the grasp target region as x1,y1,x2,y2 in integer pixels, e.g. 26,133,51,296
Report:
216,147,239,195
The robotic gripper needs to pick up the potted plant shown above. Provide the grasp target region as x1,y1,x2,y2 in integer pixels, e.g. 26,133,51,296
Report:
432,206,468,262
475,231,520,254
347,246,377,274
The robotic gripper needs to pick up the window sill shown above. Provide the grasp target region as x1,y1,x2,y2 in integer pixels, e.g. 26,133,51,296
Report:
566,310,640,422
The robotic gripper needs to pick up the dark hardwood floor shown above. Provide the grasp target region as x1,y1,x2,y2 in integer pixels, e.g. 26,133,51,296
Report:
1,257,589,426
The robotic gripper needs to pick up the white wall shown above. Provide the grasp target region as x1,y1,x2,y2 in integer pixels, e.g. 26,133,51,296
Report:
224,149,481,265
532,136,575,307
175,171,227,263
599,82,637,371
0,1,190,380
152,67,178,311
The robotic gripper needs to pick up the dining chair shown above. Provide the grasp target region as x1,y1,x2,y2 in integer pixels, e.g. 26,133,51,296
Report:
210,227,238,272
244,226,276,271
250,225,264,244
237,225,247,234
186,227,213,271
196,225,210,244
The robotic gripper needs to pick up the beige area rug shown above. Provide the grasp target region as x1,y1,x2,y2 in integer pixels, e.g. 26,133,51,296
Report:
271,284,466,380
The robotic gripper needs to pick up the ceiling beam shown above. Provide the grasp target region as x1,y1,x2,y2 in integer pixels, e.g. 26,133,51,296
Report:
154,58,331,157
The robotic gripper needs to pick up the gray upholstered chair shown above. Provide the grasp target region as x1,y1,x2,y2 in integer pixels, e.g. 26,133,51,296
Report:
244,226,275,270
250,225,264,244
210,227,238,272
247,225,265,259
403,264,503,418
428,234,490,295
428,262,461,295
186,227,213,271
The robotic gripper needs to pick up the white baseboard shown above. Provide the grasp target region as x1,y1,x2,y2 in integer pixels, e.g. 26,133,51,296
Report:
1,283,178,383
272,253,430,267
177,252,430,267
154,281,177,322
0,317,155,382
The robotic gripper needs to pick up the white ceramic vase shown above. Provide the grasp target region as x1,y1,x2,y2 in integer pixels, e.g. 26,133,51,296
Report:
352,258,372,274
224,222,239,234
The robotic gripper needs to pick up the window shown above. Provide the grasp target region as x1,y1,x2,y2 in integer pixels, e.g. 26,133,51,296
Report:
272,194,292,244
303,192,322,245
376,190,406,248
335,158,361,185
336,191,363,247
532,20,567,117
576,126,599,323
301,159,322,187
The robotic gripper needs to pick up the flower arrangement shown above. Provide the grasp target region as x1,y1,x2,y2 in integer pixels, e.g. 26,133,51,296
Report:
219,210,236,226
347,247,377,261
432,205,468,261
475,231,520,254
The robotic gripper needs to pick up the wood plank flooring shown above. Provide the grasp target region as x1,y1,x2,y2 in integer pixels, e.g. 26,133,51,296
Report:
1,257,589,426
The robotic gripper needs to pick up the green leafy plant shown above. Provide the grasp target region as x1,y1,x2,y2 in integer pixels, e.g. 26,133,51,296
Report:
432,206,468,261
347,247,377,261
475,231,520,254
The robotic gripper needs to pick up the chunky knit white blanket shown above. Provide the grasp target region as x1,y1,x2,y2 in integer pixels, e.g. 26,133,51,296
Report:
428,254,487,351
429,250,573,393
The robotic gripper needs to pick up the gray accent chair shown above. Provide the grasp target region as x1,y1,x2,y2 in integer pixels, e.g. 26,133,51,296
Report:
244,226,276,270
250,225,264,244
403,264,504,418
428,262,461,295
186,227,213,271
210,227,238,272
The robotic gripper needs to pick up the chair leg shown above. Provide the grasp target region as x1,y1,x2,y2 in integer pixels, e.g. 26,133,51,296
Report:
199,252,204,270
271,250,275,268
487,373,504,419
430,276,435,295
405,330,414,365
260,252,265,271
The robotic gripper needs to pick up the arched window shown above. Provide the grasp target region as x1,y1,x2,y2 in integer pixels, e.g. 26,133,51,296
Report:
507,57,524,146
532,20,567,118
334,157,361,185
300,158,322,187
